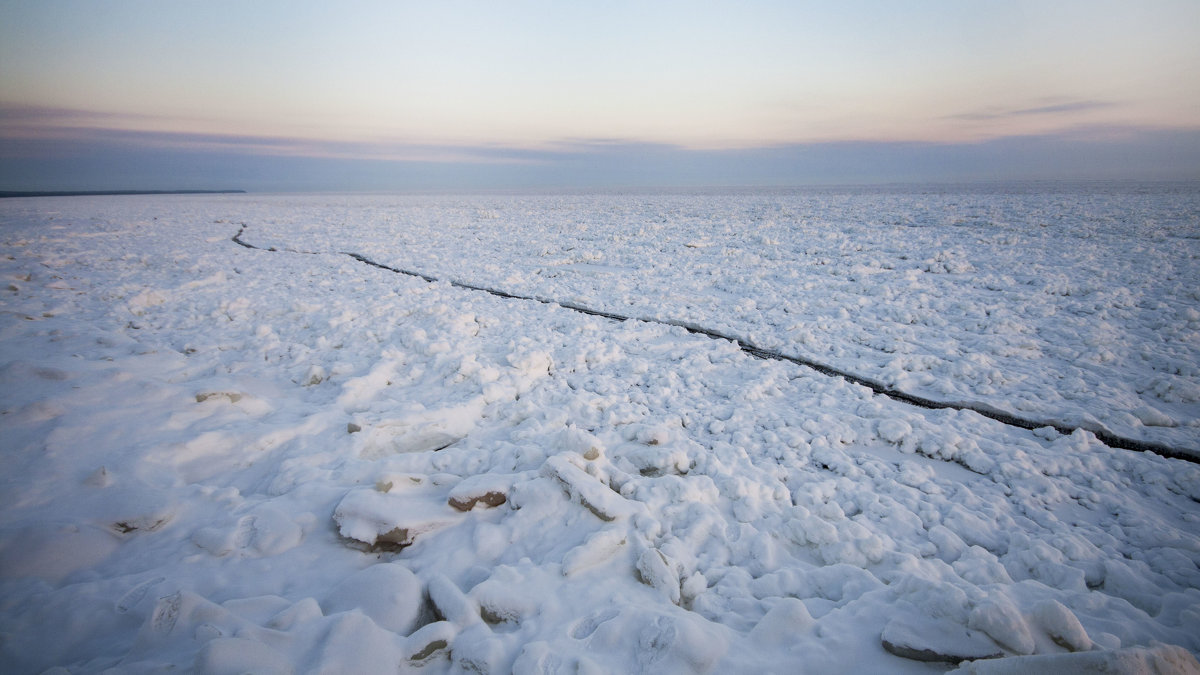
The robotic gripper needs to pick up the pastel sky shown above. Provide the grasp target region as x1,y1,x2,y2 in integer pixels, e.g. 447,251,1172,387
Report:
2,0,1198,190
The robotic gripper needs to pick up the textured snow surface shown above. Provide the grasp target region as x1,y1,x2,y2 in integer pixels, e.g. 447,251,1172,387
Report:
1,187,1198,673
245,188,1200,452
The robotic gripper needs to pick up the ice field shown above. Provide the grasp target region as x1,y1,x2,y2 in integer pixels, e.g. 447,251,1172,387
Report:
1,186,1199,673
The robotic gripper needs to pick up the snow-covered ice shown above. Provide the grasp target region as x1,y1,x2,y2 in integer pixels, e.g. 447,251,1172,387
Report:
238,187,1200,451
1,187,1198,673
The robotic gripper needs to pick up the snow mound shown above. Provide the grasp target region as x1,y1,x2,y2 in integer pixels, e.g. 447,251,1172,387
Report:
950,644,1200,674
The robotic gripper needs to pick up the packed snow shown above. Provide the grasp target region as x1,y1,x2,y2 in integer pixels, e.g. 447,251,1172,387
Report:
1,186,1198,674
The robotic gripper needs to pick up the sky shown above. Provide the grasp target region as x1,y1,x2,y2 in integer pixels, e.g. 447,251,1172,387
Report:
1,0,1199,191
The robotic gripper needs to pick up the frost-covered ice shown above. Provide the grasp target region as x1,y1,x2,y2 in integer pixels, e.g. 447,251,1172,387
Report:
239,187,1200,451
1,188,1199,673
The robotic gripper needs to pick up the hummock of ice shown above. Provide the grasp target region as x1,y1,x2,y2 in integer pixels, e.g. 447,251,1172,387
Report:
1,189,1198,674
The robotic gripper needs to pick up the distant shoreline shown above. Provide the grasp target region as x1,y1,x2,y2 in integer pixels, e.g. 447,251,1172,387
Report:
0,189,246,199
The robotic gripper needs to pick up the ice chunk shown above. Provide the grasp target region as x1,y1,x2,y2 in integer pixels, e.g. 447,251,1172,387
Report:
623,443,691,477
450,624,505,673
968,596,1035,655
116,576,166,614
1132,405,1176,428
195,637,291,675
542,454,638,521
636,547,682,604
245,506,303,556
948,644,1200,674
589,609,728,673
266,597,323,631
881,615,1004,663
1032,599,1092,652
928,524,967,562
426,574,481,627
750,598,816,647
507,349,553,377
473,571,541,625
195,390,243,404
191,509,300,559
126,590,263,664
558,425,606,460
322,563,424,635
562,527,627,577
304,611,405,673
513,640,573,674
333,487,458,550
402,620,456,662
570,608,620,640
302,364,326,386
954,546,1014,585
448,473,511,512
1102,559,1165,615
359,403,481,458
944,505,1007,553
877,418,913,444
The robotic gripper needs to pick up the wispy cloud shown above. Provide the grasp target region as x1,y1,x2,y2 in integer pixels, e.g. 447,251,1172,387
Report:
2,100,1197,192
0,105,558,165
0,102,187,135
948,99,1118,122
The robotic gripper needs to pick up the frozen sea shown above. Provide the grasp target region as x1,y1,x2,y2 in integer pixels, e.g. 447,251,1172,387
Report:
1,183,1199,673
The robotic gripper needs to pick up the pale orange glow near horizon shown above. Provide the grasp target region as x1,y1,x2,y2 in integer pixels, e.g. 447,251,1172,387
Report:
2,0,1199,189
3,1,1198,152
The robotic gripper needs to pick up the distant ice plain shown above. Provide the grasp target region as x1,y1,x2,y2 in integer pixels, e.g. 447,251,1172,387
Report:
244,184,1200,453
